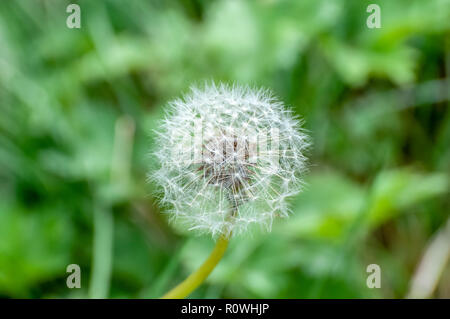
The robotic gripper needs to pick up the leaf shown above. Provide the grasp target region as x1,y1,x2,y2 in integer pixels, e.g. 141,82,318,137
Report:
277,170,366,240
367,169,449,226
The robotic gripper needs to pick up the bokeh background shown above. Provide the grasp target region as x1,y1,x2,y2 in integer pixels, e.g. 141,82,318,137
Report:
0,0,449,298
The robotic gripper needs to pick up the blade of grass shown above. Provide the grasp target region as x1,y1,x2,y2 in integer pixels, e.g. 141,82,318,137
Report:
88,206,114,299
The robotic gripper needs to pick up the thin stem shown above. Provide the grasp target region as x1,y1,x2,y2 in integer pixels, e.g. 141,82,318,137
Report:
161,235,230,299
89,206,114,299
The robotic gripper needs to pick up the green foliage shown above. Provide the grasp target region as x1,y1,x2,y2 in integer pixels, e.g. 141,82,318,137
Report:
0,0,449,298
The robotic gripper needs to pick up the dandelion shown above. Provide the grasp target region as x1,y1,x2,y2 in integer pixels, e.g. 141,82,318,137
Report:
152,83,309,298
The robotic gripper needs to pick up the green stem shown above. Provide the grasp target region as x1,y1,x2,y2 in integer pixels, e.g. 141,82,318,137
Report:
89,206,114,299
161,235,229,299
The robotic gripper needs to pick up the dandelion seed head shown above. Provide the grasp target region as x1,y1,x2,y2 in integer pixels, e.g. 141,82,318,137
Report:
152,83,309,237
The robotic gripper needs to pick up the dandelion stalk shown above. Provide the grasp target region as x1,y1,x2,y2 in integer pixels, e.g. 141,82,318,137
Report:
161,234,229,299
152,83,309,298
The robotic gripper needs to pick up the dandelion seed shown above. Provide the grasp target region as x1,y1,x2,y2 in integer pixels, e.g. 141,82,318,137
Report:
152,83,309,237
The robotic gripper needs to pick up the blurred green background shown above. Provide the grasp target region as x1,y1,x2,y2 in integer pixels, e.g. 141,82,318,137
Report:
0,0,449,299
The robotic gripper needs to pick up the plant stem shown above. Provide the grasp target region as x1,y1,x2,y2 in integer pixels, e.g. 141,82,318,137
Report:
161,235,230,299
89,206,114,299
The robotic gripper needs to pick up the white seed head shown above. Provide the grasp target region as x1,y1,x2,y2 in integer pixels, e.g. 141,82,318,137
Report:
152,83,309,237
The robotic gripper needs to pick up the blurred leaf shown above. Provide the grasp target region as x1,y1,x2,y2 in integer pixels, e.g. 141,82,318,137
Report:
278,171,365,241
367,169,449,226
0,202,73,297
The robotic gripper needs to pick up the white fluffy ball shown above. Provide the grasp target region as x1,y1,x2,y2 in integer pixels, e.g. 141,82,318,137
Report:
153,83,309,237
